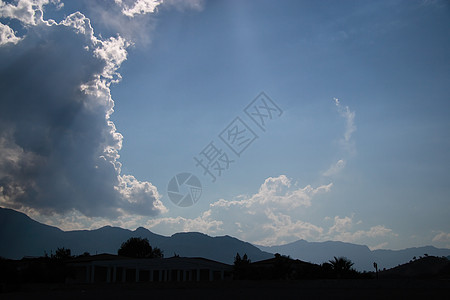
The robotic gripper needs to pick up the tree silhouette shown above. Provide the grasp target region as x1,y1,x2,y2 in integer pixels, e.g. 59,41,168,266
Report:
79,252,90,257
118,237,163,258
52,247,72,260
328,256,354,278
233,253,251,279
373,262,378,279
151,247,164,258
242,254,250,264
234,253,241,264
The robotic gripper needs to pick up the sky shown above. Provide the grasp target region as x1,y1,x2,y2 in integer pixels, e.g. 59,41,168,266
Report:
0,0,449,251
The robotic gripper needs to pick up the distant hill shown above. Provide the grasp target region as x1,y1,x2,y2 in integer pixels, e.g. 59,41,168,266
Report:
257,241,450,271
0,207,64,258
257,239,374,271
380,256,450,278
372,247,450,271
0,208,272,264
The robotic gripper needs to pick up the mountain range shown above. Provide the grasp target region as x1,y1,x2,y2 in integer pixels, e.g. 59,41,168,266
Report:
0,208,272,264
1,207,449,271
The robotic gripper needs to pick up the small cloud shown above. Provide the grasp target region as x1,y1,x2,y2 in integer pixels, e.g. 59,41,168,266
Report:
328,216,353,234
254,211,324,246
432,231,450,242
369,242,388,251
114,0,204,17
323,159,346,176
321,99,356,180
432,231,450,248
115,0,162,18
333,97,356,144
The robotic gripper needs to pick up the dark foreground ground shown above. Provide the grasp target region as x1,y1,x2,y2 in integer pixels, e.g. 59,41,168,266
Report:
2,279,449,300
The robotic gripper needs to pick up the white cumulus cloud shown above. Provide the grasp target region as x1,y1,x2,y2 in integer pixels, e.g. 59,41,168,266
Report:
0,23,21,45
326,215,396,247
212,175,333,211
144,175,333,246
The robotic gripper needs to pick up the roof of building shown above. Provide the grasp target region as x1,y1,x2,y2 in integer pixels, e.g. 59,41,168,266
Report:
68,255,233,270
251,257,316,267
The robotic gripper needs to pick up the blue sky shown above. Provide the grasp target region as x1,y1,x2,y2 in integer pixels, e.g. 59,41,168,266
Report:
0,0,449,251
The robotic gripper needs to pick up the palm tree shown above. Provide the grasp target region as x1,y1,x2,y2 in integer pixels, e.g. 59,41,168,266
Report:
328,256,354,278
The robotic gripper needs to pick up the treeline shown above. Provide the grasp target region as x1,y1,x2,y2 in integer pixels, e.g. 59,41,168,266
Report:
233,253,373,280
0,248,76,286
0,237,374,288
9,237,449,289
0,237,162,289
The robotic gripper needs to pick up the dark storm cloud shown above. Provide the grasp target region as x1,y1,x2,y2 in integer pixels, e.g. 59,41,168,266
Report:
0,2,166,217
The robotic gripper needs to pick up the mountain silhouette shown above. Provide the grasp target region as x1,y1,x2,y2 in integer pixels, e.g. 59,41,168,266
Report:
1,207,449,271
0,208,272,263
0,207,64,258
